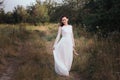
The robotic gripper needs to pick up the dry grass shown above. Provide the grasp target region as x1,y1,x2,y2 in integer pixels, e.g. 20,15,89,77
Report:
0,24,54,80
72,28,120,80
0,23,119,80
0,24,75,80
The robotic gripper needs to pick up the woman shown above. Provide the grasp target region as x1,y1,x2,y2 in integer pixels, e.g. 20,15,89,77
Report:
53,16,78,77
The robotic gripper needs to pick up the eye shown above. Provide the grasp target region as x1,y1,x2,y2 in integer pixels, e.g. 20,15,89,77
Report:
62,19,66,21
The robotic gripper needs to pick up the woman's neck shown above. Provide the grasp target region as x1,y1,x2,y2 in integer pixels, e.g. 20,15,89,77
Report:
64,23,68,26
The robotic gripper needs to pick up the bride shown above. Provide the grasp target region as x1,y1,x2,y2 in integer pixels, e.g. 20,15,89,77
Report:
53,16,79,77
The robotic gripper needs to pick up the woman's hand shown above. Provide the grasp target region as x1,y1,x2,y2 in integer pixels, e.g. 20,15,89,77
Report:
73,45,75,49
52,47,55,50
73,47,79,56
52,45,56,50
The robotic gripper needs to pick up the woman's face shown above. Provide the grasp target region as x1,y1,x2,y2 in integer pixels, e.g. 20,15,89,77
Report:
61,17,68,25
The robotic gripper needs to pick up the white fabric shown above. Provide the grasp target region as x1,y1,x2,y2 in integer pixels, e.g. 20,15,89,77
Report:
53,25,75,76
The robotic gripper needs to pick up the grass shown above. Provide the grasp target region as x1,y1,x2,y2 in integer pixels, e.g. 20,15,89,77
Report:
0,24,55,80
72,28,120,80
0,23,119,80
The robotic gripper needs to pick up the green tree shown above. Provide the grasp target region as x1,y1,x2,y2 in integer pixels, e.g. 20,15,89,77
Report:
81,0,120,36
27,1,49,25
49,0,88,23
0,9,5,23
5,12,15,23
13,5,29,23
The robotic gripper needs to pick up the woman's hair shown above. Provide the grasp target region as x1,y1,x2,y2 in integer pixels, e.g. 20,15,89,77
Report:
59,16,69,27
60,21,64,27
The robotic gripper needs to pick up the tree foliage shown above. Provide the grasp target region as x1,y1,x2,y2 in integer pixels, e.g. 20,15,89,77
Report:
26,1,49,25
0,0,50,25
81,0,120,35
13,5,28,23
0,0,120,34
50,0,120,36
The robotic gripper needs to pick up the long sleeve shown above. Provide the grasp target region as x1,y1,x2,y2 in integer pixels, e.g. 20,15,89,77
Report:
53,27,62,48
71,26,75,47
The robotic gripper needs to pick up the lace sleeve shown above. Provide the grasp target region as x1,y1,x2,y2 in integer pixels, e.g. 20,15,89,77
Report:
53,27,62,48
71,26,75,47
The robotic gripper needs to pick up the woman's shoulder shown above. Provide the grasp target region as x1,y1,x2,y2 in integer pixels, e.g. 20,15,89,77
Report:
68,24,73,28
58,26,62,30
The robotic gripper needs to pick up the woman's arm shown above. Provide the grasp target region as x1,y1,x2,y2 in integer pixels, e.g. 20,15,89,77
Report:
71,26,79,55
53,26,62,48
71,26,75,48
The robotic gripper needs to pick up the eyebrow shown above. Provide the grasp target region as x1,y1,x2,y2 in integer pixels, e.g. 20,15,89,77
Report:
62,19,66,20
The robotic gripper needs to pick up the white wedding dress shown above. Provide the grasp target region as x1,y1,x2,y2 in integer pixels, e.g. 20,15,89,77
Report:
53,25,75,76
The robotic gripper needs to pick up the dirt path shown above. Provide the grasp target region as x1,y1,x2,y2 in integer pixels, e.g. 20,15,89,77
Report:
0,58,19,80
0,65,13,80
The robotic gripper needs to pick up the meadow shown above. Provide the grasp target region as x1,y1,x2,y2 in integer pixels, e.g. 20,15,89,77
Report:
0,23,119,80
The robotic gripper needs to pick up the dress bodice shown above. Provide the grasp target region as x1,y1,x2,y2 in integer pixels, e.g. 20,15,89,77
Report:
61,25,72,38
